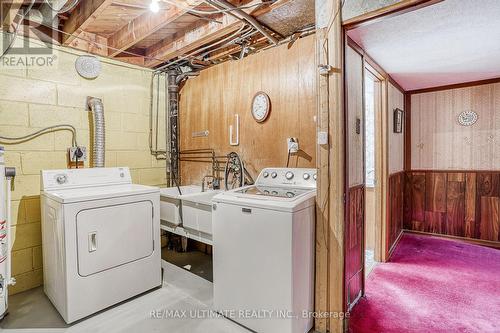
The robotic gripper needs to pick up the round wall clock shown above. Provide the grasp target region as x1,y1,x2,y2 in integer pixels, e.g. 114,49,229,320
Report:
251,91,271,122
457,110,478,126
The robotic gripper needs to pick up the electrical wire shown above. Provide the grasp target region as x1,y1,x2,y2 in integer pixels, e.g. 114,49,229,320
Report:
148,72,167,158
197,29,259,60
327,0,346,34
161,0,275,15
156,25,251,70
0,124,78,146
1,0,294,71
286,149,291,168
43,0,80,14
1,9,168,64
155,25,251,71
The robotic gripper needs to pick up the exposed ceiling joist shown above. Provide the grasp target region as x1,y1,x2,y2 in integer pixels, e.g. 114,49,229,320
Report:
15,0,314,69
251,0,290,16
67,30,108,56
107,0,204,57
144,0,273,68
144,13,243,67
114,55,145,66
62,0,114,45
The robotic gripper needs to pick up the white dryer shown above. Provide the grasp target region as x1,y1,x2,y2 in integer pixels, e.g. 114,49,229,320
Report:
212,168,317,333
41,167,161,323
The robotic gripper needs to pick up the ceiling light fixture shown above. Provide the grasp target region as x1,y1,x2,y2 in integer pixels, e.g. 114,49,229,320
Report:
150,0,160,13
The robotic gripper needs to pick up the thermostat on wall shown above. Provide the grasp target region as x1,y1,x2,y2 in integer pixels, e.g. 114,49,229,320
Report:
457,110,478,126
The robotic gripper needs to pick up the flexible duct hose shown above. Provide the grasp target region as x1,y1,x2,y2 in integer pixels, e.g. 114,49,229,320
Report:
88,97,105,168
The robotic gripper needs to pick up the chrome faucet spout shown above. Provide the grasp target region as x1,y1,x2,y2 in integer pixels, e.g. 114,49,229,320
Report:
201,175,215,192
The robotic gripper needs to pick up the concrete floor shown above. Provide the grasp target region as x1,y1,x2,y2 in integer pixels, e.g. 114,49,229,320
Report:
0,262,251,333
162,247,213,282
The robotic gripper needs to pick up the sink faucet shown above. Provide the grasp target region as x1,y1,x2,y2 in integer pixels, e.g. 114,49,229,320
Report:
202,175,215,192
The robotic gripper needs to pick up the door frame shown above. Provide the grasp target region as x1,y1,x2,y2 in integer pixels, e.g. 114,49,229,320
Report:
343,41,366,311
363,65,386,263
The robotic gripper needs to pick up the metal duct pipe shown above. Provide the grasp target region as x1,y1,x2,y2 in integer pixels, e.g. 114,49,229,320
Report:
208,0,279,45
87,97,105,168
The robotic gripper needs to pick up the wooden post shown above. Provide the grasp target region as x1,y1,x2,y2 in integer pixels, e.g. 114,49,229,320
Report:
315,0,345,332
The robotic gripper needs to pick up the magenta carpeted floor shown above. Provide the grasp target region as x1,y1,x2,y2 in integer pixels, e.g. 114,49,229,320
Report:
349,233,500,333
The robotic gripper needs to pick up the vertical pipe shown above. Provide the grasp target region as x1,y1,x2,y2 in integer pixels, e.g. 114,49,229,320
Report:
164,73,172,187
87,97,105,168
167,70,180,185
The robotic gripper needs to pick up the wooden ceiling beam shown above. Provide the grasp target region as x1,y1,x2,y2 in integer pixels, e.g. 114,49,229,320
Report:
144,13,243,67
143,0,269,68
114,55,145,66
107,0,204,57
62,0,114,45
251,0,291,17
67,30,108,56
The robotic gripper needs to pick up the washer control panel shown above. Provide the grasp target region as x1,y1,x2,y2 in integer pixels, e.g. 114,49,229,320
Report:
257,168,317,188
41,167,131,191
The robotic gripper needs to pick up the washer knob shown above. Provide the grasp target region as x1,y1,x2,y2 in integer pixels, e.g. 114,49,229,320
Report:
303,173,310,180
271,191,278,195
263,171,269,178
56,174,67,184
271,172,277,178
313,173,317,180
285,171,294,180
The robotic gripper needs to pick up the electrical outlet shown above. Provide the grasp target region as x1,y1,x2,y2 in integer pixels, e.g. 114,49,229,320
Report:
68,146,87,162
287,138,299,153
317,131,328,145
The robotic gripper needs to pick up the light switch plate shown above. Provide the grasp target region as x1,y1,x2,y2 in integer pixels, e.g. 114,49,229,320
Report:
317,131,328,145
287,138,299,153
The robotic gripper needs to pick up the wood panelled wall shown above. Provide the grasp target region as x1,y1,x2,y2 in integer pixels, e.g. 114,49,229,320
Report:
404,171,500,242
345,185,364,307
388,172,404,251
411,82,500,170
178,35,316,184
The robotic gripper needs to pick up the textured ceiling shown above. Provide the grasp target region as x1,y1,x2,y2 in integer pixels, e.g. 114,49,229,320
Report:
347,0,500,91
258,0,315,37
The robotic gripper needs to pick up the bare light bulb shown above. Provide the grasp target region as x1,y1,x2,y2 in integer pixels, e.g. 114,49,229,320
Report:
150,0,160,13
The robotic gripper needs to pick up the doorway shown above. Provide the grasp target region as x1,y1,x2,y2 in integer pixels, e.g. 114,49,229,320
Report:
345,41,389,312
363,69,382,276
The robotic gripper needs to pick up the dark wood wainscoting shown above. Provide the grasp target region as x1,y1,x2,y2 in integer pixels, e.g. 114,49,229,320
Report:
388,172,404,254
404,171,500,242
345,185,364,308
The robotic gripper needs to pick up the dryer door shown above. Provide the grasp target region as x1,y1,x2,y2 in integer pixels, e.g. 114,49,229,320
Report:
76,200,154,277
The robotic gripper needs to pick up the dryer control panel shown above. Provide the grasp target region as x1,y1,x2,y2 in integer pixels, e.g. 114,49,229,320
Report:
41,167,132,191
256,168,317,189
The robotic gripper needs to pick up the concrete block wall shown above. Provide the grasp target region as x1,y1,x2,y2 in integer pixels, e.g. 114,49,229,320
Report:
0,37,167,294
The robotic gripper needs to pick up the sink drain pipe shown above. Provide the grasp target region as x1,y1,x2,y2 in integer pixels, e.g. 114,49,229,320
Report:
166,69,199,190
167,70,180,187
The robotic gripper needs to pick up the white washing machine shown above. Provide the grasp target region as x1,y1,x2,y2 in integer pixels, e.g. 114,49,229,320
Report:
41,167,161,323
212,168,316,333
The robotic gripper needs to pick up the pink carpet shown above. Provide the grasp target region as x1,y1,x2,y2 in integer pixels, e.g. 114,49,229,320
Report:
349,233,500,333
